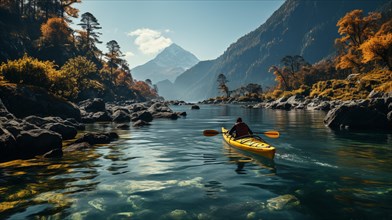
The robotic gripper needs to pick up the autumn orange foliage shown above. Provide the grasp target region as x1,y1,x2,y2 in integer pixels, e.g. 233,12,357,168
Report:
267,9,391,100
335,10,382,71
359,18,392,70
131,81,158,99
40,17,73,47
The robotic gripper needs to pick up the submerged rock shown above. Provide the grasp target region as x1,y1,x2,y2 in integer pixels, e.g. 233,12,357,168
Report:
63,142,92,152
43,148,63,158
133,120,150,127
33,192,76,208
116,123,130,130
266,194,300,211
152,112,178,120
168,209,188,220
88,198,106,211
73,132,119,145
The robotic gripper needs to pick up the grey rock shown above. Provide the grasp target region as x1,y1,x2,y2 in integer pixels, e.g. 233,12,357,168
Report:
0,126,17,162
0,84,81,121
73,132,119,145
324,104,389,130
44,123,77,140
79,98,106,113
133,120,150,127
131,110,153,122
112,110,131,123
63,142,92,152
148,102,172,114
16,129,62,159
191,105,200,110
43,148,63,158
116,124,130,130
92,111,112,122
152,112,178,120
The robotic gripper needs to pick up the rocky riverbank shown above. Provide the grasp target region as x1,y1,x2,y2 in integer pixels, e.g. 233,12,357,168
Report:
0,84,187,162
199,91,392,131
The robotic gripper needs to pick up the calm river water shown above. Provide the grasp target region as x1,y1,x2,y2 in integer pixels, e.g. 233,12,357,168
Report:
1,104,391,220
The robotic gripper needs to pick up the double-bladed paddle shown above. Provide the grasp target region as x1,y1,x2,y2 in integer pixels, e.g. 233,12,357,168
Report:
203,129,280,138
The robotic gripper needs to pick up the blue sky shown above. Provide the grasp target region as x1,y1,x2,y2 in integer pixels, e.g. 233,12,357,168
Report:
72,0,284,69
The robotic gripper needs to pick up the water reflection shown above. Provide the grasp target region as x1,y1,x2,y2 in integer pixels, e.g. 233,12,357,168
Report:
222,142,276,175
0,149,101,219
1,105,391,219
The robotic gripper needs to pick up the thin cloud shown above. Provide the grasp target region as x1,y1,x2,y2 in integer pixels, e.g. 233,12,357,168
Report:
128,28,172,55
125,51,135,58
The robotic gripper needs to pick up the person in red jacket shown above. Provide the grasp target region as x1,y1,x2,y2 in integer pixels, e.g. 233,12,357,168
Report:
229,117,253,138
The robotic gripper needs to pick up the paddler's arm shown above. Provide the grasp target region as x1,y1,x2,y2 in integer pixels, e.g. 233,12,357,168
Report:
248,126,253,135
229,125,236,135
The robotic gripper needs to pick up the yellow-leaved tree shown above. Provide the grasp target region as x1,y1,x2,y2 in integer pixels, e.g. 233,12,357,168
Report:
360,19,392,70
335,10,381,72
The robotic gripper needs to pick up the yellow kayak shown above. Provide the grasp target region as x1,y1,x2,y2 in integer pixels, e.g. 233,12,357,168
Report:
222,127,276,159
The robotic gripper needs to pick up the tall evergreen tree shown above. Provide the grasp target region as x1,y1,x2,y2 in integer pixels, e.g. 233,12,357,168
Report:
105,40,123,74
77,12,102,59
217,73,229,98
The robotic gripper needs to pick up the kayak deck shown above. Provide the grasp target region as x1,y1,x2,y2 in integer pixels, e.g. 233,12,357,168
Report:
222,127,276,159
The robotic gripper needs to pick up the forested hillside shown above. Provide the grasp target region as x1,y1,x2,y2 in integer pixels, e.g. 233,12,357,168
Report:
0,0,158,102
172,0,390,101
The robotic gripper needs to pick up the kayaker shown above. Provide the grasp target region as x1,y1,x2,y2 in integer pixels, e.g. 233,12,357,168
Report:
229,117,253,138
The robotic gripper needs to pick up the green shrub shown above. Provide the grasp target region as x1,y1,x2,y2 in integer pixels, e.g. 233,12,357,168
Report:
60,56,97,80
52,56,98,99
0,54,58,88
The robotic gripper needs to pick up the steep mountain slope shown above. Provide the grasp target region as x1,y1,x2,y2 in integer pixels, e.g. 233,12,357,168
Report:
172,0,388,101
131,43,199,83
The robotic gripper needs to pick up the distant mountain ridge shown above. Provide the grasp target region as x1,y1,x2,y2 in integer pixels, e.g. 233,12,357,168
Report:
131,43,199,84
170,0,389,101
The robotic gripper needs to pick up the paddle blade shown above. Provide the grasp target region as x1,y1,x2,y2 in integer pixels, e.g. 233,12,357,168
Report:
263,131,280,139
203,130,220,136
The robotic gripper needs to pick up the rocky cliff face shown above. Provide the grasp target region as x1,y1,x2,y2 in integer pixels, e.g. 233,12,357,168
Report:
171,0,389,101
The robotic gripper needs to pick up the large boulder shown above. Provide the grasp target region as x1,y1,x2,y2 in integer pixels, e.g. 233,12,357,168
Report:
276,102,292,110
1,119,39,137
73,132,119,145
148,102,172,114
43,123,77,140
0,126,17,162
112,110,131,123
324,104,390,130
191,105,200,110
128,103,148,113
131,110,153,122
79,98,106,113
82,111,112,122
0,98,12,118
0,84,81,121
152,112,179,120
15,129,62,159
387,111,392,125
